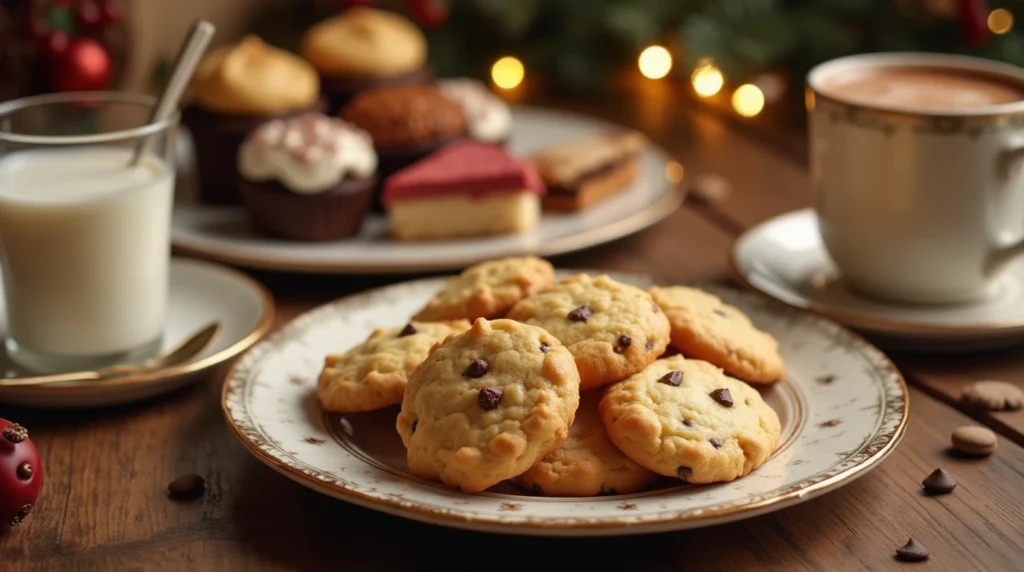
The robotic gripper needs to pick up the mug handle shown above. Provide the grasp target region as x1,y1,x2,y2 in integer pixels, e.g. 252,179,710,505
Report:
988,145,1024,273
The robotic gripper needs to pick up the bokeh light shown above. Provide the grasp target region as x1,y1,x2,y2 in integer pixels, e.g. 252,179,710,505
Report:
664,161,685,184
988,9,1014,35
732,84,765,118
691,62,724,97
638,45,673,80
491,56,525,90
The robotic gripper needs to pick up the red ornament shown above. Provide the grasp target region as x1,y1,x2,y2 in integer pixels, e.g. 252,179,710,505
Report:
51,38,111,92
959,0,989,46
98,0,123,27
75,0,104,32
0,419,43,531
405,0,447,28
42,31,69,59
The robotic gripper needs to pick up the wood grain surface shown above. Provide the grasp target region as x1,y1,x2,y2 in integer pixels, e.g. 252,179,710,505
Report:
3,90,1024,570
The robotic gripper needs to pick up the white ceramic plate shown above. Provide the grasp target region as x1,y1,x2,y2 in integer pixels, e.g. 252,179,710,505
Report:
172,107,684,274
222,270,908,536
0,257,274,409
731,209,1024,352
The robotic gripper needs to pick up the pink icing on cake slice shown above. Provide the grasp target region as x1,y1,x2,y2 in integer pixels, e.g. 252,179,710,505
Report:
382,140,546,206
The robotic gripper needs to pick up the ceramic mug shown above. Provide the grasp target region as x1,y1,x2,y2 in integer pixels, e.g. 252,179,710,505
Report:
806,52,1024,304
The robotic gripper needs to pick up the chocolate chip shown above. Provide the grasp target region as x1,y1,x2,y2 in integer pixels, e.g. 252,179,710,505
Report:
16,462,32,480
922,468,956,494
645,340,654,351
2,423,27,443
399,323,418,336
710,388,734,407
463,359,489,378
567,304,593,322
539,342,549,353
614,334,631,353
410,420,418,433
167,474,206,499
11,504,31,526
710,438,722,449
713,309,727,317
677,466,693,481
683,419,694,427
658,371,684,386
477,386,503,410
894,538,930,562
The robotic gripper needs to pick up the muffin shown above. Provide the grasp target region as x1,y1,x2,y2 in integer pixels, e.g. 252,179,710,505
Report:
340,84,468,207
236,112,378,241
436,78,513,147
299,7,432,112
183,35,325,204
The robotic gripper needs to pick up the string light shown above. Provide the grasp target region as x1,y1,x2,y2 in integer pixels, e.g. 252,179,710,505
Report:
988,9,1014,35
491,56,525,90
638,45,673,80
732,84,765,118
691,62,724,97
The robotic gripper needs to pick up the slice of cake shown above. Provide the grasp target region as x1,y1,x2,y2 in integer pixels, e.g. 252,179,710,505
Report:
382,140,546,241
531,130,646,211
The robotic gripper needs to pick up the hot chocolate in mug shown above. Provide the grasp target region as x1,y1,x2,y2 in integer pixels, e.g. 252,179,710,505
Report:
807,52,1024,304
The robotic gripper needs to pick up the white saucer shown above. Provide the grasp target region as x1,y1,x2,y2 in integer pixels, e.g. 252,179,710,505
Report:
0,257,274,408
730,209,1024,352
171,106,684,274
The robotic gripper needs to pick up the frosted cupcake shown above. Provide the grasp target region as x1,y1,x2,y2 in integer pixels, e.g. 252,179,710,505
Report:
183,35,324,204
436,78,513,147
300,7,432,112
237,113,378,241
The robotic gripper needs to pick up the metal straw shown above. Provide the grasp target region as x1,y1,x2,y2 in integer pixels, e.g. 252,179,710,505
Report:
130,20,216,167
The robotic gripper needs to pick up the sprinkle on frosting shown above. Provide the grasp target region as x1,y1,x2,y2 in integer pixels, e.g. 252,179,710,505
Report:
436,78,512,144
238,113,377,194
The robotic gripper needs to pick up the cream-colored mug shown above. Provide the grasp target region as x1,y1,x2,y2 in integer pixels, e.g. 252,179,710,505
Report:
807,52,1024,304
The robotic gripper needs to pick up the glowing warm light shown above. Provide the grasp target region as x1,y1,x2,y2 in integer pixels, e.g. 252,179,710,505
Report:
805,88,816,111
691,63,724,97
732,84,765,118
664,161,685,184
638,45,673,80
988,9,1014,34
491,56,525,90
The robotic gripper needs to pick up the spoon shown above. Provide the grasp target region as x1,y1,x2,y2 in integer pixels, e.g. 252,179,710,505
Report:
0,322,221,387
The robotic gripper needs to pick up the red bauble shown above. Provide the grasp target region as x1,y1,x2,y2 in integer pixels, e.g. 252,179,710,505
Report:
42,31,69,59
76,0,103,32
405,0,447,28
0,419,43,531
51,38,111,92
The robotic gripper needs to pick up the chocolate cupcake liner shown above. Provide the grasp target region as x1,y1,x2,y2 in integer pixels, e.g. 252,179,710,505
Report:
238,176,377,242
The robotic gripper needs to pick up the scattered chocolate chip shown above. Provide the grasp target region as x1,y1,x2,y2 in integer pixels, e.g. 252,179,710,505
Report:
922,468,956,495
399,323,418,336
951,425,997,456
16,462,32,480
710,438,722,449
614,334,631,353
167,474,206,499
410,420,418,433
567,304,593,323
477,386,503,411
683,419,694,427
2,423,27,443
463,359,489,378
710,388,734,407
894,538,930,562
645,340,654,351
658,371,684,386
539,342,549,353
677,466,693,481
713,309,727,317
10,504,31,526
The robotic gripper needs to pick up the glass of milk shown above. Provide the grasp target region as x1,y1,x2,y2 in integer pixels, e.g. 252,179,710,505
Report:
0,92,177,374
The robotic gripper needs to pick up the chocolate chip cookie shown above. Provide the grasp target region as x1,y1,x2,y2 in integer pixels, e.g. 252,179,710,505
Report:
600,355,781,484
648,286,784,384
516,389,658,497
396,318,581,493
317,319,471,413
413,256,555,322
506,274,670,390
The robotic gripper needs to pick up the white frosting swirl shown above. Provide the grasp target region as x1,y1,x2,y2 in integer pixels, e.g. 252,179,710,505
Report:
437,78,512,143
237,113,377,194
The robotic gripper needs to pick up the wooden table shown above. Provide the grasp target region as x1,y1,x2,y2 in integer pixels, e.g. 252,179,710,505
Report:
3,92,1024,571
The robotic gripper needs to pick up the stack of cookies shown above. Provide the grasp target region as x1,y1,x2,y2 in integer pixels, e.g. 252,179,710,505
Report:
316,256,785,496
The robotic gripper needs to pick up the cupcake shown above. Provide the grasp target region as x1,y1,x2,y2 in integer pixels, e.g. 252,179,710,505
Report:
340,84,468,207
183,35,325,204
299,7,432,112
436,78,513,147
236,113,378,242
